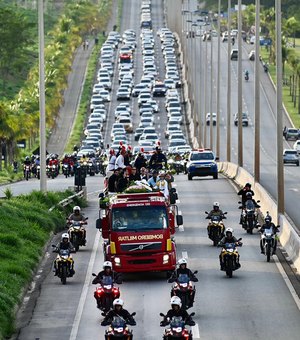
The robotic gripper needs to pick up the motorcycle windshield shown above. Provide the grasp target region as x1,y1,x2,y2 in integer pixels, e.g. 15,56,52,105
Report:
102,276,113,285
264,228,273,236
245,200,255,210
170,317,185,328
211,215,221,222
111,316,126,328
59,249,70,256
224,243,235,250
177,274,189,284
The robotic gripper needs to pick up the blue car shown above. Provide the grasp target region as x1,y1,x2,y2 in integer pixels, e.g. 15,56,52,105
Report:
186,150,218,180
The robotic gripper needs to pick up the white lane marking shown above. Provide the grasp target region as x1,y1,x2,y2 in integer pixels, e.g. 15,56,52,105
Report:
274,255,300,311
192,323,200,339
179,225,184,232
182,251,188,259
69,230,101,340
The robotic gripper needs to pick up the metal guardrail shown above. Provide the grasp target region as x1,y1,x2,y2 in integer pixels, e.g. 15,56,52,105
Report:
48,189,85,212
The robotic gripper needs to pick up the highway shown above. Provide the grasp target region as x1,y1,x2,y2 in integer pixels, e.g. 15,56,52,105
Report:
11,1,300,340
177,2,300,230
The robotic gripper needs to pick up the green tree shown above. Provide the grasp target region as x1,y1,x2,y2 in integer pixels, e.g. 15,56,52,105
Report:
0,5,34,92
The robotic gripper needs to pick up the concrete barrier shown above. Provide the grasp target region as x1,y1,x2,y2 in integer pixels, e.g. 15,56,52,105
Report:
220,161,300,273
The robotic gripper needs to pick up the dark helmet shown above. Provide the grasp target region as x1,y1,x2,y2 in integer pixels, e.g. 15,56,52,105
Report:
265,215,272,224
245,182,251,188
25,156,29,161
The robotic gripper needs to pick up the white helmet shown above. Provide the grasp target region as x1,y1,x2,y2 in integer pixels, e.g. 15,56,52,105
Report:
225,227,233,234
213,202,220,207
113,298,124,307
178,258,187,266
170,296,182,308
73,206,81,212
62,233,69,240
103,261,112,269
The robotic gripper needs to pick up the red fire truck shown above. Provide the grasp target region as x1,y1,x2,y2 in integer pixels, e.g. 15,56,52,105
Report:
96,191,183,273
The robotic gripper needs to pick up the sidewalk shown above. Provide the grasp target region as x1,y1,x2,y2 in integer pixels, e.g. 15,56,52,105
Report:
47,0,118,155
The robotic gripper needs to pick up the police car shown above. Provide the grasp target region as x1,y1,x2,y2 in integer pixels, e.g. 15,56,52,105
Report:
186,149,218,180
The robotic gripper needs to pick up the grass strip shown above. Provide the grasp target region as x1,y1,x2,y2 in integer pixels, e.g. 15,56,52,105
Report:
0,190,85,339
260,44,300,128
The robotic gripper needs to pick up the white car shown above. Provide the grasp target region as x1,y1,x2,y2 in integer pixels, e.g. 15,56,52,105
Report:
206,113,217,126
293,140,300,154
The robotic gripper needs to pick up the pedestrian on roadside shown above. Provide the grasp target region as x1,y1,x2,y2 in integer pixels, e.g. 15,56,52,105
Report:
85,40,89,49
82,41,86,50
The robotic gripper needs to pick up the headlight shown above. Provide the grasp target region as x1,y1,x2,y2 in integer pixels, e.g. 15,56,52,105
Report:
114,257,121,266
163,254,169,264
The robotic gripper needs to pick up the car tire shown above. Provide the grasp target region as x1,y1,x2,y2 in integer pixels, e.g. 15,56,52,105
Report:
245,123,248,127
206,122,209,126
188,174,193,180
234,122,238,126
213,173,218,179
297,162,299,167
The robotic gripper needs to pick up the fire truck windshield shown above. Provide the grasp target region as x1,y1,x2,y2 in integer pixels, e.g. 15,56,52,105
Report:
112,206,168,231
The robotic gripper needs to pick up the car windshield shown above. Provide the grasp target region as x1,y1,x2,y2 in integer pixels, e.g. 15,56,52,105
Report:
112,206,168,231
285,150,297,155
191,153,214,161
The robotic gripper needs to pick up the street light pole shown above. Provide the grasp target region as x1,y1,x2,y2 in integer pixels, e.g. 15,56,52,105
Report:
38,0,47,192
210,25,214,151
237,0,243,167
276,0,284,220
226,0,232,162
204,33,208,147
254,0,260,183
198,24,203,147
216,0,221,159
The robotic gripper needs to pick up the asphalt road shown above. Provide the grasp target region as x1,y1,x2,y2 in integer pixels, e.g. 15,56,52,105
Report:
10,1,300,340
178,7,300,230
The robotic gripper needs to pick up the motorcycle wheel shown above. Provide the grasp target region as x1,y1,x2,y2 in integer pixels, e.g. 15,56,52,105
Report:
213,238,218,247
226,269,233,278
248,219,253,234
225,257,233,278
180,294,189,311
26,171,29,181
102,295,113,313
72,235,79,252
61,266,67,285
266,244,271,262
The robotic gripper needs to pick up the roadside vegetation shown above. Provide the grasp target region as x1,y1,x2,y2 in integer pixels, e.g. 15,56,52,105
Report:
0,190,85,339
0,0,112,171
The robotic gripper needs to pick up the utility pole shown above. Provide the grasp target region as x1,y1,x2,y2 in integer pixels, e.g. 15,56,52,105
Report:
237,0,243,167
204,34,208,147
216,0,221,159
210,26,214,150
276,0,284,220
226,0,232,161
198,23,203,147
38,0,47,192
254,0,260,183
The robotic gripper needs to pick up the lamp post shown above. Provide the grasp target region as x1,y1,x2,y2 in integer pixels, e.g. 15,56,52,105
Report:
237,0,243,167
254,0,260,183
216,0,221,159
226,0,232,161
210,26,214,151
276,0,284,221
38,0,47,192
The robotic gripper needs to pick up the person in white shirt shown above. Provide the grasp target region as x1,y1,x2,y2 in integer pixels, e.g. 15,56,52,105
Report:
155,171,169,199
106,149,116,178
115,148,126,170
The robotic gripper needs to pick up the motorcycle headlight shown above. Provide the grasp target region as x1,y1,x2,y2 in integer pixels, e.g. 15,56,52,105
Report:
114,257,121,266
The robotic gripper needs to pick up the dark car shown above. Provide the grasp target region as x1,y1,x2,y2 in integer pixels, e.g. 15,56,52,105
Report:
284,128,299,141
153,82,167,96
134,127,145,141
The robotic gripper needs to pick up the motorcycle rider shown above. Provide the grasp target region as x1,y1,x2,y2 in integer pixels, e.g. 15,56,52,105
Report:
218,228,242,270
53,233,75,276
149,146,167,171
238,183,255,207
244,69,249,80
67,206,87,245
168,258,198,308
92,261,122,285
101,298,136,326
160,296,195,327
206,202,226,219
259,215,280,254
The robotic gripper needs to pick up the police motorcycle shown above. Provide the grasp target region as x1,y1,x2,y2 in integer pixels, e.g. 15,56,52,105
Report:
205,211,227,246
160,312,195,340
218,237,243,278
